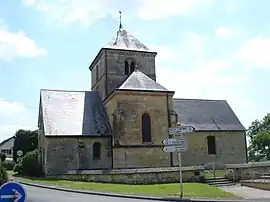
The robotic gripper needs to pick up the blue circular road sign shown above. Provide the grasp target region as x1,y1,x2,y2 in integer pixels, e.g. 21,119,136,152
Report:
0,181,26,202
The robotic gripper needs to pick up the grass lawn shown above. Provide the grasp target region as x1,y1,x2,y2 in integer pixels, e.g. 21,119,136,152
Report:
11,173,238,198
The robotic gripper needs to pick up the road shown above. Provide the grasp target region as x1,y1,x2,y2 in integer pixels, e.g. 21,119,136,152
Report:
24,184,160,202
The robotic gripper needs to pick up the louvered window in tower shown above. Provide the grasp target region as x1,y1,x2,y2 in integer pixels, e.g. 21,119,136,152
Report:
142,113,152,143
125,61,129,75
130,61,135,73
93,142,101,160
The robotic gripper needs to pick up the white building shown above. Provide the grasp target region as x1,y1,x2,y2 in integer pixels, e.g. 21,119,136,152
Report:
0,137,14,160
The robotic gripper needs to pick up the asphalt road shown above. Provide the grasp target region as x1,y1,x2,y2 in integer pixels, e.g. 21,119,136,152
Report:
24,184,159,202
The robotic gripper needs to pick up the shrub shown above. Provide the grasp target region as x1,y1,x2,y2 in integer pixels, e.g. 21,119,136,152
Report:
0,165,8,185
13,163,23,174
21,149,42,177
0,153,6,162
2,160,15,171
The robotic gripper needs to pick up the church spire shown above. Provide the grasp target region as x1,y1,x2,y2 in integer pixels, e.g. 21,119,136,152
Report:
118,11,123,30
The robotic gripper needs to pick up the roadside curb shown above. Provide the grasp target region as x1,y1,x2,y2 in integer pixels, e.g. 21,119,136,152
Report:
17,180,246,202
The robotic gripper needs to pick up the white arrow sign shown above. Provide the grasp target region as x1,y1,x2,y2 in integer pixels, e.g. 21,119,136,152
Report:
162,138,185,146
0,189,22,202
162,137,188,152
169,125,195,135
162,145,188,153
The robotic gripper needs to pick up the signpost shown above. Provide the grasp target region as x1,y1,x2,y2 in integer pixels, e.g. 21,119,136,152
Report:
0,182,26,202
162,125,195,199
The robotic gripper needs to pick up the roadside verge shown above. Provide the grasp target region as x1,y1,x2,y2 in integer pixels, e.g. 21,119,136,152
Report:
16,179,247,202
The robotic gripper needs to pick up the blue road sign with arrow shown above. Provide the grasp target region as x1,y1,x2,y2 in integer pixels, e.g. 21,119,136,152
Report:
0,182,26,202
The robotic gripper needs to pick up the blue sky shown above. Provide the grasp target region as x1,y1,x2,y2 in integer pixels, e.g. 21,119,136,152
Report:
0,0,270,142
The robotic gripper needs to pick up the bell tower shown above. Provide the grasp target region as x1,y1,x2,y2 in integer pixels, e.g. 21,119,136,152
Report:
89,12,157,101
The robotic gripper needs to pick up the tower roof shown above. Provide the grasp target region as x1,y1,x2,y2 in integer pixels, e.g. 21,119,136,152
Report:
103,11,153,52
118,69,171,92
103,29,153,52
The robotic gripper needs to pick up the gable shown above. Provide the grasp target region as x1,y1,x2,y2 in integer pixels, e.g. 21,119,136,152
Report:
0,137,14,149
40,90,111,136
118,70,171,92
173,98,245,131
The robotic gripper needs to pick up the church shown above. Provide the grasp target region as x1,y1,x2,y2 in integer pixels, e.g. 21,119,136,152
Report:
37,19,247,175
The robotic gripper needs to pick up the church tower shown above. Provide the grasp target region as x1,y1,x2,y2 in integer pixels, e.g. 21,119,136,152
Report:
89,12,157,101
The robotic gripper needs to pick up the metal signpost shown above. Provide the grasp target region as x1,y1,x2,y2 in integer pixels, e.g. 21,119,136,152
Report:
162,125,195,199
0,182,26,202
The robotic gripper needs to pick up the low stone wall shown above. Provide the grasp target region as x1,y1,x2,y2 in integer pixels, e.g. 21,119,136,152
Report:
241,180,270,191
225,161,270,181
49,166,206,184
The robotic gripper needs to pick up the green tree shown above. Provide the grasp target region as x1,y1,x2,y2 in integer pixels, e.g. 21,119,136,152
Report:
247,113,270,162
13,129,38,163
0,153,6,162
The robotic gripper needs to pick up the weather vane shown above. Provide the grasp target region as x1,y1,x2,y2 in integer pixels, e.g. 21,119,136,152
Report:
119,11,123,30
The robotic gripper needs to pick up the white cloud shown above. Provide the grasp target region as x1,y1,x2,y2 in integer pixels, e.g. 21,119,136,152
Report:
234,36,270,68
0,99,27,119
187,32,204,51
0,19,47,62
215,26,236,38
149,45,179,64
23,0,215,26
138,0,215,20
0,99,37,141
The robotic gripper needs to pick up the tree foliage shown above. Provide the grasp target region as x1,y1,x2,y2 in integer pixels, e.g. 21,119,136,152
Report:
247,113,270,162
13,129,38,163
0,153,6,162
21,149,42,177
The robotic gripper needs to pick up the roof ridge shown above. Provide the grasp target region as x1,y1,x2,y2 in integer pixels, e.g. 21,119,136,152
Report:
173,98,227,102
40,89,92,93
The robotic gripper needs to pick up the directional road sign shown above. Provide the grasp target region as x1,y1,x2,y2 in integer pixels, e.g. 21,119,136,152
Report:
162,137,188,152
162,145,188,152
0,182,26,202
162,138,186,146
169,125,195,135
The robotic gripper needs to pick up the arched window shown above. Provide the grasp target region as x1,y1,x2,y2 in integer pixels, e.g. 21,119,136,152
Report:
130,61,135,73
125,61,129,75
93,142,101,160
142,113,151,143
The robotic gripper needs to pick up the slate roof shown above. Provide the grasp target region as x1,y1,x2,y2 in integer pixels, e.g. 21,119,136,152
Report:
103,28,153,52
0,136,14,147
40,89,111,136
173,98,245,131
118,70,171,92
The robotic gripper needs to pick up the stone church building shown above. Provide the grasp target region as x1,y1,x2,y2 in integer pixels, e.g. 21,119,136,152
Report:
37,22,247,175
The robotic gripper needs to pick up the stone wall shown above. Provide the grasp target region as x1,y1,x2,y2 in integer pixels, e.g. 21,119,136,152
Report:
54,166,205,184
225,161,270,181
113,147,170,168
104,91,174,168
105,49,157,97
44,137,112,175
91,53,107,101
172,131,247,166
